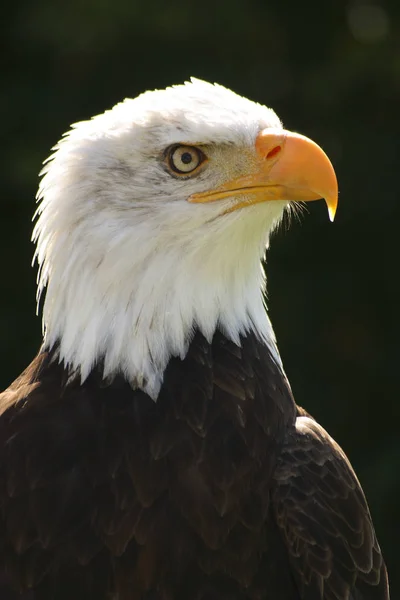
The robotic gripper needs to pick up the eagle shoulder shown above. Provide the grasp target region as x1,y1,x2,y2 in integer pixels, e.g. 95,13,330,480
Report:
272,411,389,599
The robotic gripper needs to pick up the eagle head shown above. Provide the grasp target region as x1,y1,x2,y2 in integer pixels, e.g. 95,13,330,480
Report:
33,78,337,398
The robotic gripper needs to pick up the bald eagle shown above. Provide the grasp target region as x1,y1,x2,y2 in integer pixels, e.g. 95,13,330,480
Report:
0,79,389,600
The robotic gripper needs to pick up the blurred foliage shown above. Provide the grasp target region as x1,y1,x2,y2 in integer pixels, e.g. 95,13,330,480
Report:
1,0,399,594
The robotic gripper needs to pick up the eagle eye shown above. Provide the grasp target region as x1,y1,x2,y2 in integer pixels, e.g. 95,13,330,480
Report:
166,145,206,176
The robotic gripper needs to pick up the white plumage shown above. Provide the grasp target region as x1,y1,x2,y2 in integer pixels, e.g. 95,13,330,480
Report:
34,79,286,398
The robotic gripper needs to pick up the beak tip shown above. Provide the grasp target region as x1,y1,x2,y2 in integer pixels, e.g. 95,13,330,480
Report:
326,197,338,222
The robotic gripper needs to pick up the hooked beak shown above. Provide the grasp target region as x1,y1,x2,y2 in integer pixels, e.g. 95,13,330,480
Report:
188,128,338,222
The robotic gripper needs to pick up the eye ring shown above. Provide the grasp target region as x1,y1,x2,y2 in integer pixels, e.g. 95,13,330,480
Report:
166,145,206,176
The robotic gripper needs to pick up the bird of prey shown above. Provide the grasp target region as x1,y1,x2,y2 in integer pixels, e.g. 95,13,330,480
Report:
0,79,389,600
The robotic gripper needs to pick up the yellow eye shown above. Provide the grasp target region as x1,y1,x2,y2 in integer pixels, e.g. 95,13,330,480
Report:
167,145,206,175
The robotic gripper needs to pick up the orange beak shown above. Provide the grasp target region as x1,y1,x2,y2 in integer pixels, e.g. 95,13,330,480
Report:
188,128,338,221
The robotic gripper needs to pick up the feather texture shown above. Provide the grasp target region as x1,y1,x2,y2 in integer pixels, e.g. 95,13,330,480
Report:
0,330,389,599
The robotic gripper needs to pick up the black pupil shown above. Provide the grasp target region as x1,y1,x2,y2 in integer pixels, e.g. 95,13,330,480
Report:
181,151,193,165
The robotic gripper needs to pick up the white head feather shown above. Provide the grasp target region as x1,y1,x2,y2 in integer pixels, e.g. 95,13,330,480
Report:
33,78,287,399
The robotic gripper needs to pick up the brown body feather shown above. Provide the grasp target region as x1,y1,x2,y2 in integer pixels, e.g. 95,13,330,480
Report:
0,330,389,599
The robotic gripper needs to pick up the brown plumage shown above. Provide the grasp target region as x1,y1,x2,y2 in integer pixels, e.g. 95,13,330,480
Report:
0,330,389,599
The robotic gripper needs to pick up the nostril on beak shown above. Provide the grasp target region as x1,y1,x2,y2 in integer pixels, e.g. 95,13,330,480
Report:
266,146,282,160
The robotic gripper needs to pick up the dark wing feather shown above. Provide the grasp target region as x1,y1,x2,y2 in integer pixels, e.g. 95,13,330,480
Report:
272,411,389,600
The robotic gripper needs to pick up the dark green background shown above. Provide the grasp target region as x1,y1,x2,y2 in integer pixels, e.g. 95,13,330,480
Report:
1,0,398,595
